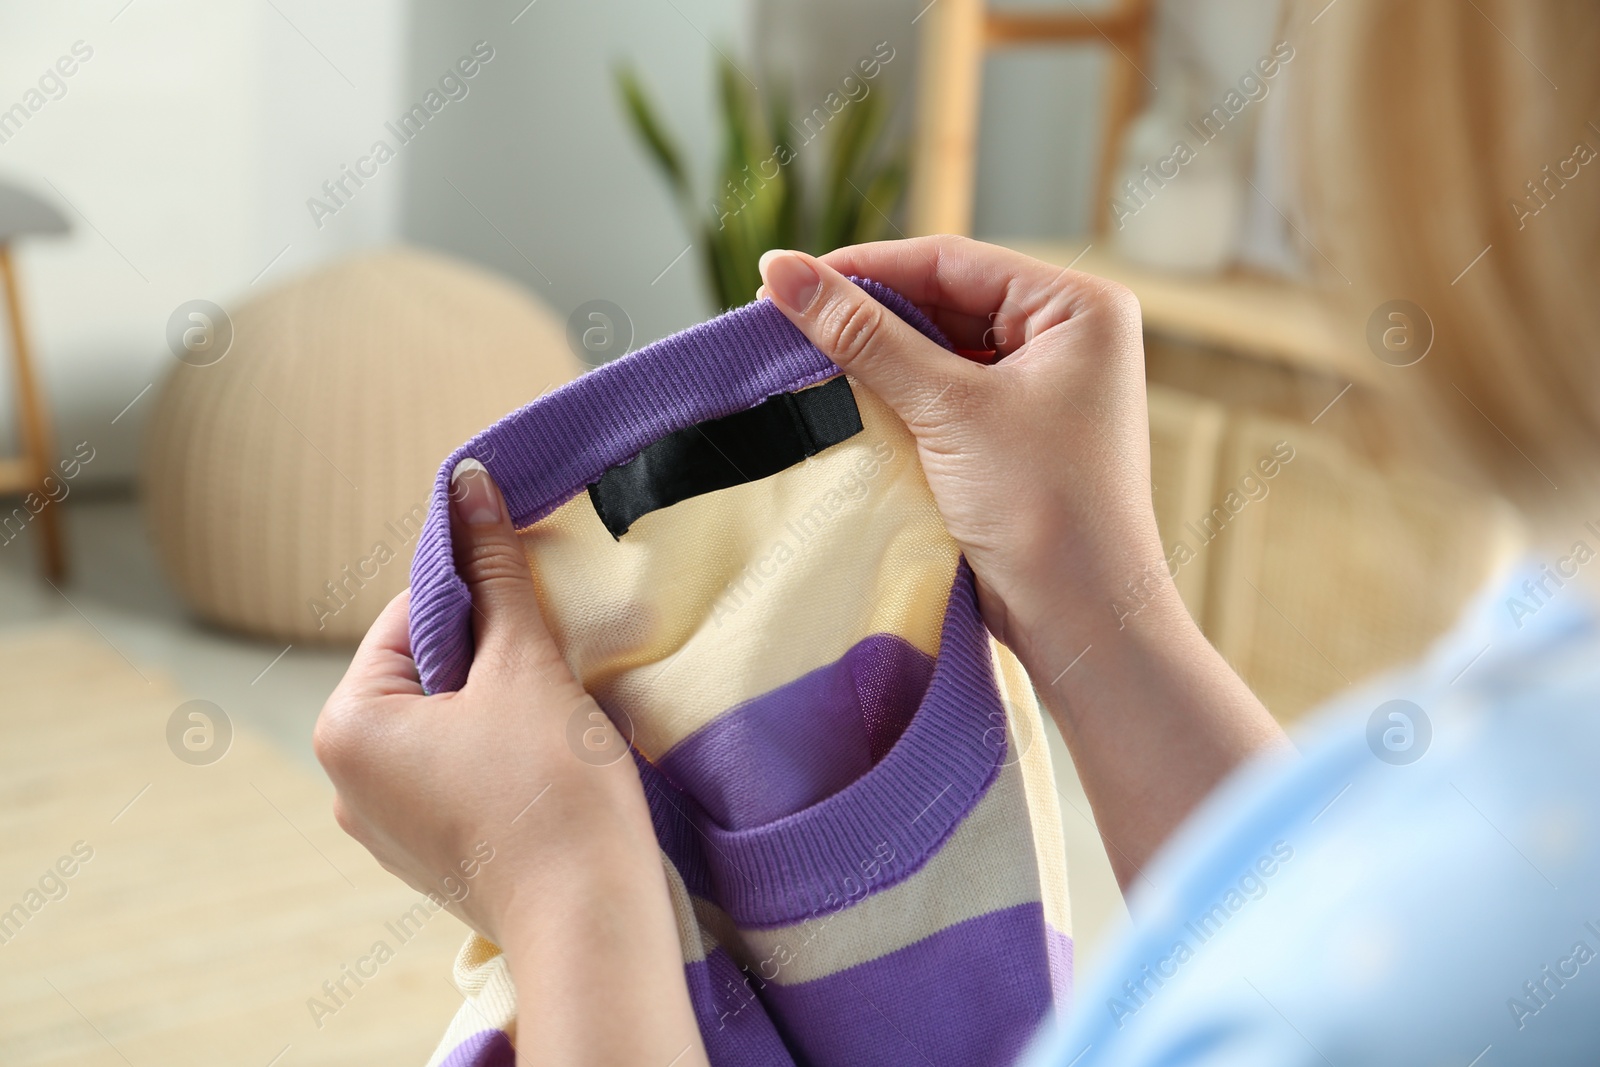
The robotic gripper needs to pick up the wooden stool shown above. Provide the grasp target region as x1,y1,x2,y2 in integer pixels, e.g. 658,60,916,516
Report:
908,0,1155,237
0,181,70,581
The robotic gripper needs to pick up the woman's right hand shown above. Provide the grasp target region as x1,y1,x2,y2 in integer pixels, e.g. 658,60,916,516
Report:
757,236,1164,669
759,237,1288,889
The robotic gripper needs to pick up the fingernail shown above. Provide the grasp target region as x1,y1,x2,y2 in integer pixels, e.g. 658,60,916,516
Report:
450,458,502,526
759,250,820,313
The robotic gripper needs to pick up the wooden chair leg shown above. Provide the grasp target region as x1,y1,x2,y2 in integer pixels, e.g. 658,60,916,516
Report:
1092,0,1156,236
908,0,985,236
0,244,67,582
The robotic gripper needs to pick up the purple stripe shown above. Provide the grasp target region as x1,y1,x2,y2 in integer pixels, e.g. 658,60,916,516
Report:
657,634,935,830
1047,923,1075,1009
760,901,1056,1067
436,1029,515,1067
687,948,798,1065
408,279,951,695
636,561,1007,929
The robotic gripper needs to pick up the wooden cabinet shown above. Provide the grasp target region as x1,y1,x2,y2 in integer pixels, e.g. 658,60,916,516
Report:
1199,407,1519,717
1017,241,1522,720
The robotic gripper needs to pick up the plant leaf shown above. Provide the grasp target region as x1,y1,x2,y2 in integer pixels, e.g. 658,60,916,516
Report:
851,155,907,244
615,64,690,200
615,50,909,310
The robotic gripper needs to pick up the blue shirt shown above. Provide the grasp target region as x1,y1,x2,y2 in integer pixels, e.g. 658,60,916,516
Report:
1025,561,1600,1065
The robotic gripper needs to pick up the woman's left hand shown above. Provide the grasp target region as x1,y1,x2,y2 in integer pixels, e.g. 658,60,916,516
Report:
314,460,707,1065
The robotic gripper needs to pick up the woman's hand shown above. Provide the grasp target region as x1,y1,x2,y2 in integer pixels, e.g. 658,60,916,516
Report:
314,461,706,1066
758,236,1156,666
759,237,1289,890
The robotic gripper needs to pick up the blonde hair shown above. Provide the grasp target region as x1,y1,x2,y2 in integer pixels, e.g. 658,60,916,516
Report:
1289,0,1600,530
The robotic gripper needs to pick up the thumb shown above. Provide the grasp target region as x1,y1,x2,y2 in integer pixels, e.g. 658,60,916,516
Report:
758,249,967,426
448,458,563,681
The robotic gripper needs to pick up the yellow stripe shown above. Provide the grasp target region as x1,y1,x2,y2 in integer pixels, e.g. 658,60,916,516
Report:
520,381,960,757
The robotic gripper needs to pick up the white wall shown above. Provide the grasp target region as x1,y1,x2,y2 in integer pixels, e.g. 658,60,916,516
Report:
974,43,1104,238
399,0,1106,348
0,0,1112,489
399,0,745,350
0,0,408,485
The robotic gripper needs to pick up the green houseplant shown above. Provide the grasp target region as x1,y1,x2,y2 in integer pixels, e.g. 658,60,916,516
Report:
616,54,908,310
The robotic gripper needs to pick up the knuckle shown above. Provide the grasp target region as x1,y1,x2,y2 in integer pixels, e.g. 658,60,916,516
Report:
938,233,976,254
823,297,887,366
1096,280,1142,321
330,795,360,838
330,796,380,856
312,700,352,772
460,538,531,586
312,696,370,776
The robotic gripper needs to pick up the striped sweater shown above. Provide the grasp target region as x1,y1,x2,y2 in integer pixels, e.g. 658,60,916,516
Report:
408,281,1071,1066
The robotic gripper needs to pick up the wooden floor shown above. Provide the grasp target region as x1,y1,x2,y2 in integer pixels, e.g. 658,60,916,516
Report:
0,627,465,1066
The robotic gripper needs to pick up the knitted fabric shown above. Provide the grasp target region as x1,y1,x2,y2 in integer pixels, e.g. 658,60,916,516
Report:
409,281,1071,1066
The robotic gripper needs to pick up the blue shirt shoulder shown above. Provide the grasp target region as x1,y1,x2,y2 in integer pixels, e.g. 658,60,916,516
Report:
1026,561,1600,1066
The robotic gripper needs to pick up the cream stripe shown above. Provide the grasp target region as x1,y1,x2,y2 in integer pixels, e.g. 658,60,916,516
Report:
690,755,1044,986
520,382,961,758
425,936,518,1067
998,646,1072,939
429,849,716,1067
451,933,506,993
663,848,713,963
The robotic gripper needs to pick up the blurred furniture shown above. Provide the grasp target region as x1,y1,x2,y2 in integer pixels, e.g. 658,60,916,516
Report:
909,0,1154,237
1143,380,1520,717
0,180,71,581
1038,232,1527,723
1017,240,1380,385
1200,412,1519,714
141,247,582,644
906,9,1521,718
1015,239,1524,719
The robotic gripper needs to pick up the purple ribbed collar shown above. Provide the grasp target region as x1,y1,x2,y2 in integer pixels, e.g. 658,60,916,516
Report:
408,279,947,695
637,559,1006,928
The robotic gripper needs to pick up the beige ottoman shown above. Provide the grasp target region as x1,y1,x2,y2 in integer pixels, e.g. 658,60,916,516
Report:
142,246,582,643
